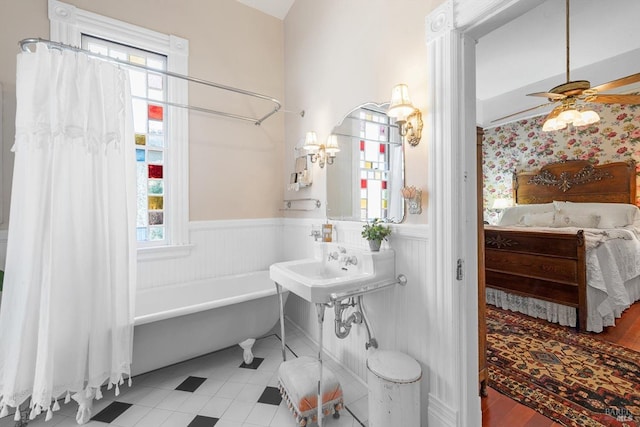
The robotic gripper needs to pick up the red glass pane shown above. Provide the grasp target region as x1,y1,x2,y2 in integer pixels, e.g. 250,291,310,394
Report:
360,140,365,151
148,104,163,120
382,181,387,189
360,179,367,189
379,144,385,153
148,164,163,179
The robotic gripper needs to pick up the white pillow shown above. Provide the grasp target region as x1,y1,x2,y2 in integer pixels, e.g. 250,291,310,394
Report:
553,210,601,228
497,203,555,226
553,201,637,228
521,211,555,227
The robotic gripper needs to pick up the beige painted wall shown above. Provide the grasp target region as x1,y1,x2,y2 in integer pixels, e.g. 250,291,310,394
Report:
283,0,444,225
0,0,284,226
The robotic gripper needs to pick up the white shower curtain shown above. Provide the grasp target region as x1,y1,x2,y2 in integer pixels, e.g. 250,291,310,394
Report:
0,43,136,423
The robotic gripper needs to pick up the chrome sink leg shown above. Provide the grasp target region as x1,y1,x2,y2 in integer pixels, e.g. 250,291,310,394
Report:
315,303,326,427
275,282,286,362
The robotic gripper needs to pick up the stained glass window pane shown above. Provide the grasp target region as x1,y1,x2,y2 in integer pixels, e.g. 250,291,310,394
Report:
135,134,146,146
148,73,163,89
129,70,147,97
109,50,127,61
149,227,164,240
129,55,145,65
148,196,163,210
148,150,163,163
147,58,165,70
132,100,148,133
86,43,108,56
148,164,163,179
149,120,163,134
148,180,163,195
148,135,164,147
148,89,163,101
136,164,148,227
149,212,164,225
148,104,163,120
136,227,148,241
136,149,145,162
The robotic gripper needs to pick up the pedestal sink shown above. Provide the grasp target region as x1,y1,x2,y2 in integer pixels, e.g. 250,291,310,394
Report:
269,242,396,303
270,242,403,427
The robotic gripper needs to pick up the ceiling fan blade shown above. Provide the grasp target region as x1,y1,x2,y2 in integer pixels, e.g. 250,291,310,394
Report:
591,94,640,104
491,101,558,123
591,72,640,92
526,92,566,100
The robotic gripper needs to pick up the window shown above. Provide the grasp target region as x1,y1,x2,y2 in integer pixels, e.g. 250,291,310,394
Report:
358,109,392,221
50,0,190,258
82,36,168,243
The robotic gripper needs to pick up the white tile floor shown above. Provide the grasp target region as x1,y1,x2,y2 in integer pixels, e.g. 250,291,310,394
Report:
0,323,368,427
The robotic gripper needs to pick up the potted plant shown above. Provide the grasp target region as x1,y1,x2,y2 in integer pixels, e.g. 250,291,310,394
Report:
361,218,391,251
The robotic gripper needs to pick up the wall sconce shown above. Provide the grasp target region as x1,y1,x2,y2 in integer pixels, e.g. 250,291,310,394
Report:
303,132,340,168
401,186,422,215
386,84,423,146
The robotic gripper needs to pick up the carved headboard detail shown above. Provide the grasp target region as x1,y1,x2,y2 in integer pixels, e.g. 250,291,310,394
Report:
513,160,636,205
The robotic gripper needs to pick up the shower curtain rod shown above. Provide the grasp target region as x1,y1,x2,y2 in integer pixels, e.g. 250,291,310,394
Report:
19,38,282,126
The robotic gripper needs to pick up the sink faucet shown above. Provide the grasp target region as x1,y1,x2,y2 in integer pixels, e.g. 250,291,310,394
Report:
328,251,340,261
310,229,321,241
340,255,358,267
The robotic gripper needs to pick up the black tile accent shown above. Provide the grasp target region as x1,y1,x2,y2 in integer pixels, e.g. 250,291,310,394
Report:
258,386,283,406
187,415,219,427
175,376,207,392
239,357,264,370
91,401,132,423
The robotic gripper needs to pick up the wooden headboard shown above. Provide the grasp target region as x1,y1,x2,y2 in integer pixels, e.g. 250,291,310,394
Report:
513,160,637,205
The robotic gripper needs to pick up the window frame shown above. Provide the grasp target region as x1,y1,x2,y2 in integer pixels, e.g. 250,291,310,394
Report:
49,0,191,260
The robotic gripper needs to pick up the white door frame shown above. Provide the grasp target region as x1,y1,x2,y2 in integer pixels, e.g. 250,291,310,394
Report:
425,0,545,425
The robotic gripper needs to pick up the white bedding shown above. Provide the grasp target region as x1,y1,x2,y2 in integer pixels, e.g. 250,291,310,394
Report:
485,224,640,332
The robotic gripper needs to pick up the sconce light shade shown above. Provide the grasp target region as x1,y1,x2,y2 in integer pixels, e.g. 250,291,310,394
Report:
541,117,567,132
303,132,339,168
573,110,600,127
303,131,320,152
557,108,581,123
325,134,340,154
387,84,416,120
386,84,424,146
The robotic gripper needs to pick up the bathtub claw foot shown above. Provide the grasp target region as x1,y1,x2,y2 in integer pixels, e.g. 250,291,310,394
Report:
239,338,256,365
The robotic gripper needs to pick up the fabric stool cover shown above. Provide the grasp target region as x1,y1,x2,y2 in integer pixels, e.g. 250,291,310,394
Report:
278,356,343,426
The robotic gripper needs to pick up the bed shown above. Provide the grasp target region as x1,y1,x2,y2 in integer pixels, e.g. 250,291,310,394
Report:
484,159,640,332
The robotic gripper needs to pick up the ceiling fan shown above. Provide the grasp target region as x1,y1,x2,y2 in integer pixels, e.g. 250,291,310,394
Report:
494,0,640,130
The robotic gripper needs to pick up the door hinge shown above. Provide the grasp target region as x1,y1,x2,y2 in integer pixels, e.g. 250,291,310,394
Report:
456,259,463,281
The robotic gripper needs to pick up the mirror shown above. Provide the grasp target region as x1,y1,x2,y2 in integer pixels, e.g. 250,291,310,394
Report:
326,103,405,223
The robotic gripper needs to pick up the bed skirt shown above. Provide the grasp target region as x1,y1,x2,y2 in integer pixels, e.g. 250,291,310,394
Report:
486,274,640,333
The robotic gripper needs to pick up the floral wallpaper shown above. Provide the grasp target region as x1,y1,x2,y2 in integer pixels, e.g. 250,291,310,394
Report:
482,100,640,224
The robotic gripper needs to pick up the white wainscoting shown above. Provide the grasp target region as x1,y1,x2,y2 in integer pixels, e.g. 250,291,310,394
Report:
279,219,452,425
137,219,284,290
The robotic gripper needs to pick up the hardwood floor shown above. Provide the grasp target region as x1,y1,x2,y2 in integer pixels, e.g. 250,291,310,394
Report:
481,302,640,426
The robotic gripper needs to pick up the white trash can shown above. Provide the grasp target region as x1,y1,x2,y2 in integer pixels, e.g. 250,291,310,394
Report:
367,350,422,427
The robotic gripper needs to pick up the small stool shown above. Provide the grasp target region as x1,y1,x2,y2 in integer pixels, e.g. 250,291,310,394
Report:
278,356,344,426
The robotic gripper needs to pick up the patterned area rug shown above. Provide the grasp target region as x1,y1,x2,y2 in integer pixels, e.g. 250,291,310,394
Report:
486,306,640,426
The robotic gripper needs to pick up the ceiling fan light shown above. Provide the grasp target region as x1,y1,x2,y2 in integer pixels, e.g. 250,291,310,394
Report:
574,110,600,127
557,108,581,123
542,118,567,132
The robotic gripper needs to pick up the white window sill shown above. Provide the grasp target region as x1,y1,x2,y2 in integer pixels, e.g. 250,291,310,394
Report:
137,244,194,261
